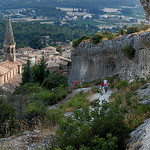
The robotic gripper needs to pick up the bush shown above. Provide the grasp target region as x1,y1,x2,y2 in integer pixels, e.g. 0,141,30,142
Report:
13,83,43,95
114,80,128,89
91,33,103,44
90,134,118,150
42,73,68,90
127,25,139,34
63,92,89,110
52,100,130,150
46,108,64,124
72,36,91,48
121,45,135,59
37,90,55,105
124,114,144,131
54,86,69,102
0,99,16,137
83,82,90,88
119,28,126,35
91,86,102,93
23,102,46,119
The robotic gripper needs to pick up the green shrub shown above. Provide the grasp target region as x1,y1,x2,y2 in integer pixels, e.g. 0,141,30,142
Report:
64,92,88,110
0,99,16,137
42,73,68,90
91,33,103,44
91,86,102,93
127,25,139,34
114,80,128,89
52,100,130,150
124,114,144,131
54,86,69,102
23,101,46,121
72,36,91,48
91,78,101,86
136,105,150,116
119,28,126,35
121,45,135,59
46,108,64,124
90,134,118,150
83,82,90,88
14,83,43,95
37,90,55,105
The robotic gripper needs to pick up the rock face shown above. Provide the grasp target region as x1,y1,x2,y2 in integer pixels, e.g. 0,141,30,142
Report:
137,82,150,105
129,119,150,150
69,32,150,85
140,0,150,21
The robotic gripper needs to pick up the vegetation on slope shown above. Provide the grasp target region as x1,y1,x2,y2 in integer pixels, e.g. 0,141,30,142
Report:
1,68,150,149
72,23,150,48
0,20,98,49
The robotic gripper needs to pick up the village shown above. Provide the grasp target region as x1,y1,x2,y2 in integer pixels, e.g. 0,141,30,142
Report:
0,16,72,91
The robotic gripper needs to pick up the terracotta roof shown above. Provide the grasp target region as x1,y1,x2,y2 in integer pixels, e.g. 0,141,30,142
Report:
0,60,21,71
17,47,34,52
0,66,9,75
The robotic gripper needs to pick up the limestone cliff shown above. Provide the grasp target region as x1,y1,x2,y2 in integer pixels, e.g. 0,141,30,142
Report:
69,32,150,85
140,0,150,21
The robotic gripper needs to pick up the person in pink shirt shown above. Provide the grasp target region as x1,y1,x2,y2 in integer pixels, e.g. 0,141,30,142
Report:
105,82,109,94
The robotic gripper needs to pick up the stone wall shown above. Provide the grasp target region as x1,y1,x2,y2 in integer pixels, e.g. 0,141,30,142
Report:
69,32,150,85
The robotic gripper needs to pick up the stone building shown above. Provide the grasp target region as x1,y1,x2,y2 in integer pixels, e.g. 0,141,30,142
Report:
0,16,22,86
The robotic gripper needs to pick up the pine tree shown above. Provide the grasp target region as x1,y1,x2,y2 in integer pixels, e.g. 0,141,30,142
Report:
39,55,47,84
22,58,32,84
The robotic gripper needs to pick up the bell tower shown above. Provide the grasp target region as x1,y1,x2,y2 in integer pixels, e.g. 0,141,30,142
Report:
3,15,16,62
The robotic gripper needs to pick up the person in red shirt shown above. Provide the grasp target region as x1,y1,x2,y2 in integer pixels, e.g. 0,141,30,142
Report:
75,79,78,88
100,81,104,90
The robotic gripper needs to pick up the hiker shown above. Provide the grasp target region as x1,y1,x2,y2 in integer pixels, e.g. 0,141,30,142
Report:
100,81,104,90
105,82,109,94
80,78,84,87
75,79,78,88
104,79,108,87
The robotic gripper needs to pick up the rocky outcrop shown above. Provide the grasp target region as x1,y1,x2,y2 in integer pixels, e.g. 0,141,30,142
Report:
69,32,150,85
137,82,150,105
129,119,150,150
140,0,150,21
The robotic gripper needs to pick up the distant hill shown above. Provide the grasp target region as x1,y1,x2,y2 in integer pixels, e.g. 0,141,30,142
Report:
0,0,140,10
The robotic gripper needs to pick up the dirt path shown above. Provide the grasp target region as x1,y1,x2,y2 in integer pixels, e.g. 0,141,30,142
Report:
90,89,113,105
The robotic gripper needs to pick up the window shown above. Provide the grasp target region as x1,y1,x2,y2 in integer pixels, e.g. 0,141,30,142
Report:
7,48,10,53
11,48,13,53
4,75,6,82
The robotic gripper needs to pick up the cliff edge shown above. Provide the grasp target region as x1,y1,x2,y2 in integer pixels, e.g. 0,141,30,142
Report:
69,32,150,85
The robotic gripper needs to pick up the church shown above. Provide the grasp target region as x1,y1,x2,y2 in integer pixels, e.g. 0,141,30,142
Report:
0,16,22,86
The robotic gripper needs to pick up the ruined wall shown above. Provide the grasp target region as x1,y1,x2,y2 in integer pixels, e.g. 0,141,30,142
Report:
140,0,150,21
69,32,150,85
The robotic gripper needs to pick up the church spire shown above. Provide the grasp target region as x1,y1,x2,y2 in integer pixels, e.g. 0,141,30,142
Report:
4,15,15,45
3,15,16,62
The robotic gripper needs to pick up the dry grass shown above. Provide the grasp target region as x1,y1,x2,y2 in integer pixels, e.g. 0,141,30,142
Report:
132,28,150,35
102,37,108,41
82,39,91,43
128,142,143,150
64,107,74,112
